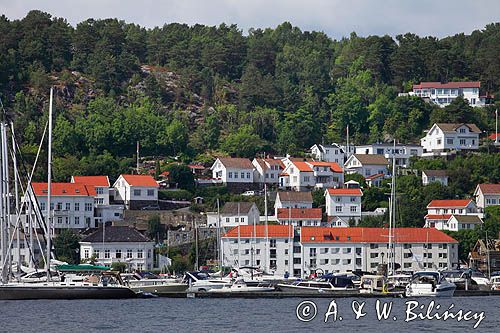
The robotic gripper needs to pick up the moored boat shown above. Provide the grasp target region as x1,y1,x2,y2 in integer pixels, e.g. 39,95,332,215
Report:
405,271,456,297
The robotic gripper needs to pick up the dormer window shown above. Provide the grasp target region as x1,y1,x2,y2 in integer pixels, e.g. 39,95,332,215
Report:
459,128,466,133
42,190,48,193
75,189,80,193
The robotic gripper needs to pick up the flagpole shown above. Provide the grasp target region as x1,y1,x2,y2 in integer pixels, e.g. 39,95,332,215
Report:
495,109,498,144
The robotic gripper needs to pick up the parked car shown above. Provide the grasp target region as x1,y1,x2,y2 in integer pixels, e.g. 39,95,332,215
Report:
141,204,160,210
242,191,256,196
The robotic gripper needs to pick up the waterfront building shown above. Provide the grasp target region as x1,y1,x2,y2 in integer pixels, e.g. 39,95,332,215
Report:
276,208,322,227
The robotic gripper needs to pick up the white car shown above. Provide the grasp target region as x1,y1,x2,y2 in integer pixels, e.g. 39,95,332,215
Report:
242,191,256,196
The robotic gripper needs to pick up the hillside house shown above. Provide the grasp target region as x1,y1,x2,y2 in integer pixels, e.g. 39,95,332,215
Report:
420,123,481,156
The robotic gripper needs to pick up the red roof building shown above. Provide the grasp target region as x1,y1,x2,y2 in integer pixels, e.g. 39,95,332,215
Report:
427,199,473,208
32,182,95,196
121,174,159,187
326,188,363,196
222,225,293,238
71,176,110,187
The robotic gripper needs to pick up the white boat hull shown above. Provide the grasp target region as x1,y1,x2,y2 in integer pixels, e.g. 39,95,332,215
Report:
405,283,456,297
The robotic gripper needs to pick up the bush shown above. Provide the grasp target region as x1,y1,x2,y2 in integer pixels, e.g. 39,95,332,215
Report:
159,189,193,201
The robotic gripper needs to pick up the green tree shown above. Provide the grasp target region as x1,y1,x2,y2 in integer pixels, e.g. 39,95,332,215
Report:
165,164,195,191
53,229,80,264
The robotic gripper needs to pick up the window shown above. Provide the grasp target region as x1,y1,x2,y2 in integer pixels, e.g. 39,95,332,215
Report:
350,206,357,213
225,217,230,223
403,243,412,249
57,216,63,224
84,249,89,259
234,172,238,179
460,139,466,145
370,244,378,249
309,248,317,257
304,176,310,182
65,217,69,224
127,249,133,259
147,189,154,196
40,202,46,211
459,128,466,133
65,203,71,211
437,139,442,145
94,250,100,258
370,253,378,258
404,263,412,268
56,202,62,210
74,216,80,225
74,203,79,211
240,172,245,179
293,246,301,253
343,248,352,254
246,172,250,179
404,253,412,258
96,187,104,195
137,249,143,259
115,250,122,259
228,172,233,178
85,203,93,211
95,198,104,204
350,197,356,202
134,189,141,196
447,138,453,145
293,258,301,264
335,206,342,212
104,249,110,259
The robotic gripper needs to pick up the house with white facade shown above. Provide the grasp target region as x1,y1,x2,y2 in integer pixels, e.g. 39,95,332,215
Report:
276,208,322,227
206,202,260,228
222,226,459,278
211,157,255,184
420,123,481,156
30,182,96,229
429,215,484,231
325,188,363,226
79,226,155,271
113,174,159,210
71,175,124,223
422,170,449,186
474,184,500,212
355,143,422,168
310,143,345,164
409,81,491,107
252,158,284,186
274,191,313,216
344,154,389,177
279,160,343,191
424,199,480,228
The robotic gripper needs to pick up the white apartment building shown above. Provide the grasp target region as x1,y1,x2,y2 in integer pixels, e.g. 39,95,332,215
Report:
344,154,388,177
276,208,323,227
310,143,345,164
325,188,363,226
409,81,490,107
252,158,284,186
355,143,422,168
424,199,480,228
422,170,449,186
30,182,96,229
474,184,500,212
113,174,159,210
211,157,254,184
274,191,313,216
71,175,124,223
221,226,459,278
80,226,155,271
420,123,481,156
206,202,260,228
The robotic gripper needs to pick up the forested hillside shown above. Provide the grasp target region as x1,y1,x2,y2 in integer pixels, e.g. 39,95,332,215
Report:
0,11,499,180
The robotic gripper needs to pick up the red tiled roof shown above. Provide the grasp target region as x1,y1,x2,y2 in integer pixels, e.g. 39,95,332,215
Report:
277,208,322,219
161,171,170,176
477,184,500,195
308,161,343,173
293,161,313,172
188,164,205,170
300,227,458,244
279,173,289,176
424,214,452,220
32,183,94,196
427,199,472,208
488,133,500,140
413,81,480,89
326,188,363,196
366,173,385,181
121,174,159,187
223,225,293,238
264,159,284,167
72,176,110,187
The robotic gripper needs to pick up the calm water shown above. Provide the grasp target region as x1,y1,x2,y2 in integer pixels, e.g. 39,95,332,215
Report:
0,296,498,332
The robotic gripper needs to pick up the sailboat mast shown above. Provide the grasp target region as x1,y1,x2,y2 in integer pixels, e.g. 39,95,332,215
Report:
0,124,6,283
264,184,268,273
10,123,20,275
46,88,53,280
216,198,222,276
1,123,12,281
237,203,240,270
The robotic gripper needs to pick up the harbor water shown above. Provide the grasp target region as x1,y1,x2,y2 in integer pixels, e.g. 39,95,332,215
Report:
1,296,499,332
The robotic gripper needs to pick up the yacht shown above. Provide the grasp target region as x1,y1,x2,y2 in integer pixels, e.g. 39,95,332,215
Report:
388,273,412,289
490,275,500,291
183,271,231,292
405,271,456,297
277,276,356,293
122,272,188,294
209,277,275,293
359,275,394,294
470,270,491,289
442,269,478,290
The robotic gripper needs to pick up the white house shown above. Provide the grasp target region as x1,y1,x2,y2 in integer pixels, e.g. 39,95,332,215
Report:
79,226,155,271
210,157,254,184
113,174,159,210
280,160,343,191
409,81,490,107
207,202,260,228
354,143,422,168
422,170,449,186
424,199,480,228
430,215,484,231
325,188,363,226
71,175,124,223
420,123,481,156
474,184,500,212
344,154,389,177
310,143,345,164
222,226,459,278
252,158,284,186
274,191,313,216
30,182,96,229
276,208,322,227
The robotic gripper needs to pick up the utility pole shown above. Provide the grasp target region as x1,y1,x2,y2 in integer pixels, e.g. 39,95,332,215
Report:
495,109,498,144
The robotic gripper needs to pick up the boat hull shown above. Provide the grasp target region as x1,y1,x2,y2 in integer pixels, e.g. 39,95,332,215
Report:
130,283,188,294
277,284,357,294
0,285,137,300
405,284,456,297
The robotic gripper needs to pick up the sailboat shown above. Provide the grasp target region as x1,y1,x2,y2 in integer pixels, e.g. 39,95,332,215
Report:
0,88,135,300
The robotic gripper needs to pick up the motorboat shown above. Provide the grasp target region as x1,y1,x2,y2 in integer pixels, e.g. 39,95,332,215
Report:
388,273,412,289
405,271,456,297
209,277,275,293
441,269,478,290
470,270,491,289
359,275,394,294
122,272,188,294
490,276,500,291
277,275,356,293
183,271,230,292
